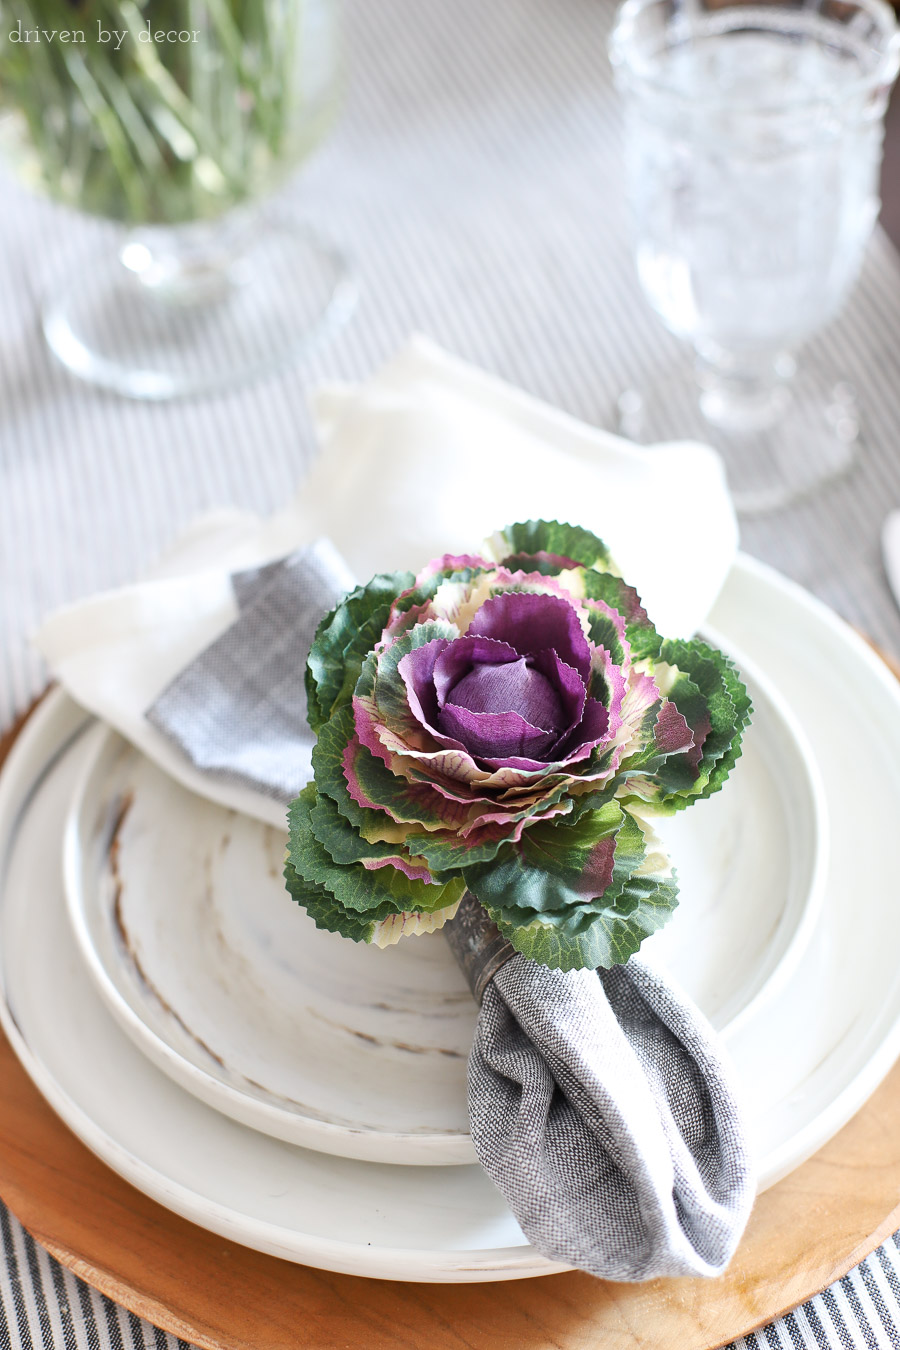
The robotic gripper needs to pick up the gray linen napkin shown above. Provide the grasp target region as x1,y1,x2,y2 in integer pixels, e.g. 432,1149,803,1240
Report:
447,895,753,1280
146,540,354,802
144,548,754,1280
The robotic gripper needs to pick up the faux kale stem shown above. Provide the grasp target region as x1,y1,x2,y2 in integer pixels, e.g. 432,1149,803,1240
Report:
66,0,190,219
116,0,295,183
102,0,197,218
59,47,145,218
116,0,242,185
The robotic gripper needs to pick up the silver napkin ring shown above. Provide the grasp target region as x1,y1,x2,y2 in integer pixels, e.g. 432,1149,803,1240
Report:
443,892,516,1005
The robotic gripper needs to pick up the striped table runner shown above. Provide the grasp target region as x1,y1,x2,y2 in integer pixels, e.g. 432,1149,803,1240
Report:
2,0,900,1344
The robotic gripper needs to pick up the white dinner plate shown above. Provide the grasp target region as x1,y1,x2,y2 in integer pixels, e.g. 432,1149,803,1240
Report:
61,632,826,1164
1,553,900,1281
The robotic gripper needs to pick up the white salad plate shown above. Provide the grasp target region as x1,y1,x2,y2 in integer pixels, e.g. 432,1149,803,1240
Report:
1,553,900,1280
60,629,826,1165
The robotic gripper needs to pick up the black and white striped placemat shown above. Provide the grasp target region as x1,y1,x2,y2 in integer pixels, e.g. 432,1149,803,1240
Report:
4,1207,900,1350
2,0,900,1344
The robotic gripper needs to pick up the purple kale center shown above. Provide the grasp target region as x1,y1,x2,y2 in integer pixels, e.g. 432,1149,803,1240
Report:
397,590,614,766
436,653,568,760
444,656,565,731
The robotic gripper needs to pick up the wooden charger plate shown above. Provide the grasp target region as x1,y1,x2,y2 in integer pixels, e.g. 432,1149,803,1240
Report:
2,702,900,1350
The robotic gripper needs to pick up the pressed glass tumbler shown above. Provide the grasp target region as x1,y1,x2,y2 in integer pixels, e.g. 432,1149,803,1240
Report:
610,0,900,513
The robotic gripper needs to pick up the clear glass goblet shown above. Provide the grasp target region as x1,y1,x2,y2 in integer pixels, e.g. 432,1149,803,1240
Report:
0,0,353,399
609,0,900,514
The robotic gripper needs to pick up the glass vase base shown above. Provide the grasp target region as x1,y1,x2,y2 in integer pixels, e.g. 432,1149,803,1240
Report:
616,367,859,516
42,216,356,400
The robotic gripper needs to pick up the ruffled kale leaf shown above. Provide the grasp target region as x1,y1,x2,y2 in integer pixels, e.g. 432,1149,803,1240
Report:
305,571,414,734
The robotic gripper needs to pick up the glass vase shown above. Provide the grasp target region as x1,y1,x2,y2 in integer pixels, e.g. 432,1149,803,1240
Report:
0,0,353,398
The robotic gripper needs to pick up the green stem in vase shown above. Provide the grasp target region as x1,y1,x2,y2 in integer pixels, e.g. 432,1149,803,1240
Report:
0,0,337,226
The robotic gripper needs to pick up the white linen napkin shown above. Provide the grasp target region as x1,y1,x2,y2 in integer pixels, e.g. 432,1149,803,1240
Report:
34,336,737,826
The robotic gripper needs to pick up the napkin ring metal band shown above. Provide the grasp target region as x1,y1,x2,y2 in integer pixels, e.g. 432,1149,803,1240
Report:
444,892,516,1004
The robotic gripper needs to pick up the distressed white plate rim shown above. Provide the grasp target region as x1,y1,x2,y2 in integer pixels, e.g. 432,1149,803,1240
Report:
60,624,826,1164
2,553,900,1280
